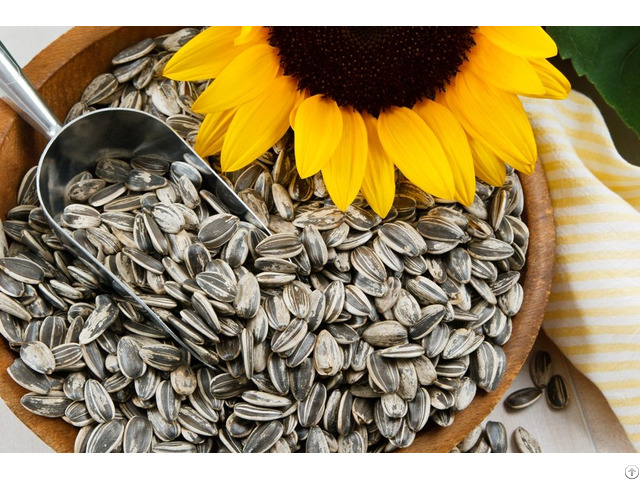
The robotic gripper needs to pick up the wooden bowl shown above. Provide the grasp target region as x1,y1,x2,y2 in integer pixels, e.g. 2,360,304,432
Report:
0,26,556,453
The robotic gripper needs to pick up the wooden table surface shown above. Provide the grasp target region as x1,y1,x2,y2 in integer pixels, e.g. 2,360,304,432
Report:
0,26,635,454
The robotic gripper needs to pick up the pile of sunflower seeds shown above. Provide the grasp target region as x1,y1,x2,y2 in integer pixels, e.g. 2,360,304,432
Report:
0,28,530,453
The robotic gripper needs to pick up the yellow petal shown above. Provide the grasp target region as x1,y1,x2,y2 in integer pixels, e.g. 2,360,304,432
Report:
478,26,557,59
288,89,310,127
163,27,249,81
466,32,545,96
377,106,455,201
192,44,281,113
413,99,475,206
194,108,237,158
443,69,536,175
235,26,265,46
221,76,300,172
321,109,368,211
468,135,507,187
293,95,343,178
360,113,396,217
527,58,571,100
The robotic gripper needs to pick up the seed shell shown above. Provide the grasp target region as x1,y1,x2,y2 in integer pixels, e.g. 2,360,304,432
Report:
546,374,569,409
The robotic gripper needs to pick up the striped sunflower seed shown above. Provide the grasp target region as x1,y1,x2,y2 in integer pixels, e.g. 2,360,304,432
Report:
505,386,543,410
530,350,552,388
20,392,71,418
486,421,507,453
84,379,116,423
123,416,153,453
20,341,55,375
7,358,51,394
546,374,569,409
514,426,542,453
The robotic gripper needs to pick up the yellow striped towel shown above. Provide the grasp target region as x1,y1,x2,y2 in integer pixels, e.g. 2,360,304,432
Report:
522,91,640,450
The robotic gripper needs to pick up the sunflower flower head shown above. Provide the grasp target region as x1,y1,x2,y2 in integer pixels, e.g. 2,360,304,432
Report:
164,26,570,217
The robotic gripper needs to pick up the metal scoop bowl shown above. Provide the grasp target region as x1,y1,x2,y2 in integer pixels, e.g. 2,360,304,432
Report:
1,41,268,367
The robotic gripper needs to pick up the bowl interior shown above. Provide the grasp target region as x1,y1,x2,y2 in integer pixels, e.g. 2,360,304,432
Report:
0,26,555,453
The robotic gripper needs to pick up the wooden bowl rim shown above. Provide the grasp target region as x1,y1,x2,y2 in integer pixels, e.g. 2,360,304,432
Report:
0,26,556,453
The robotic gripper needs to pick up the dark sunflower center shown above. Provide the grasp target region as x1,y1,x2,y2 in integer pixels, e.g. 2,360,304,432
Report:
268,26,476,116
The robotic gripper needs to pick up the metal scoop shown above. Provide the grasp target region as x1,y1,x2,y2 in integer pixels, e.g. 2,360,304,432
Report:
0,41,269,367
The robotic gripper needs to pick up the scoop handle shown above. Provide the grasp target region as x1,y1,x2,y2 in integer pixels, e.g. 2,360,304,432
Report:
0,41,62,139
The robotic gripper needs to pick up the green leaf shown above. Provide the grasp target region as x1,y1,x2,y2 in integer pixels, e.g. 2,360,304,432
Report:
547,26,640,137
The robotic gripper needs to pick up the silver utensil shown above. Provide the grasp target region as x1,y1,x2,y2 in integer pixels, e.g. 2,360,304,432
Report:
0,41,269,367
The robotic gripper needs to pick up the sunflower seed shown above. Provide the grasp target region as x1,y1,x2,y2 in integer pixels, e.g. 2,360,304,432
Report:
271,318,308,354
442,328,482,360
324,280,345,323
485,421,507,453
155,379,180,422
113,38,155,65
20,391,71,418
139,344,182,371
65,401,94,427
498,283,524,317
63,371,87,401
290,358,315,401
123,416,153,453
409,305,447,340
178,405,217,436
338,430,366,453
530,350,552,388
452,376,476,411
84,419,125,453
293,207,344,230
362,321,407,348
374,400,402,439
514,426,542,453
468,238,514,261
0,311,22,346
314,330,343,377
84,379,116,423
469,342,506,392
81,73,119,105
79,295,119,344
367,353,399,394
406,276,448,305
18,340,55,375
546,374,569,409
255,233,303,258
234,403,284,422
296,381,326,428
326,323,359,345
116,57,154,86
505,386,543,410
51,343,85,370
117,336,146,379
417,216,466,242
378,223,421,257
7,358,51,394
405,387,430,432
286,332,316,368
306,426,330,453
243,420,284,453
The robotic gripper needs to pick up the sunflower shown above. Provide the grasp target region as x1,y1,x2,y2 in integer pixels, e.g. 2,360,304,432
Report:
163,26,570,216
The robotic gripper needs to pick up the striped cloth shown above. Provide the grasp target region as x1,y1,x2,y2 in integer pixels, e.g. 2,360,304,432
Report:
522,91,640,451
